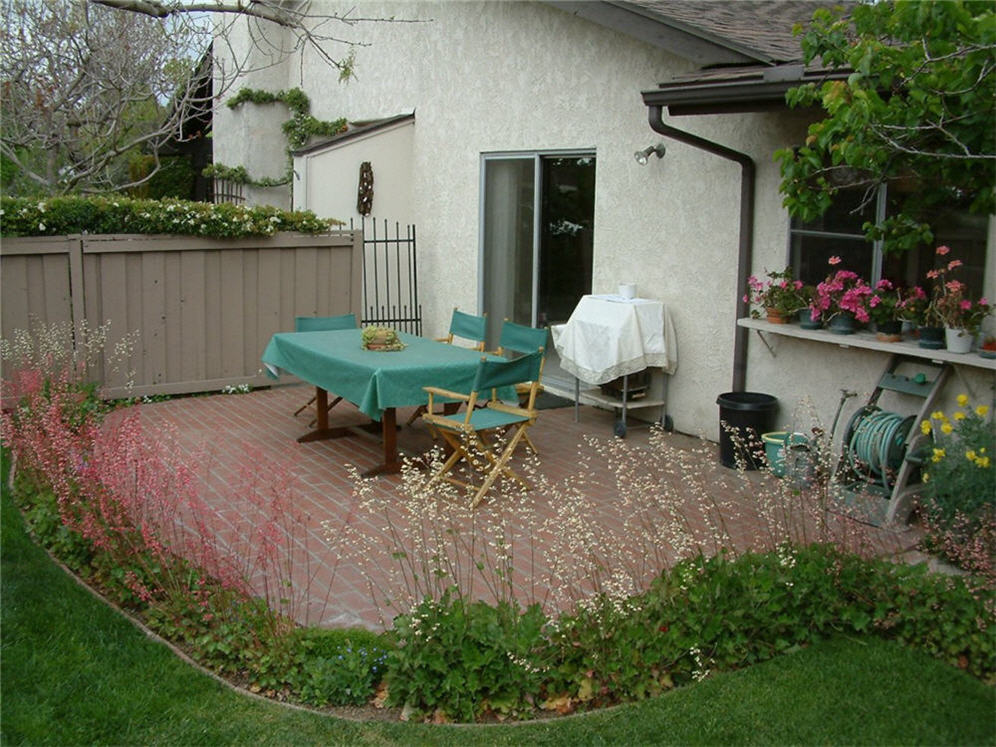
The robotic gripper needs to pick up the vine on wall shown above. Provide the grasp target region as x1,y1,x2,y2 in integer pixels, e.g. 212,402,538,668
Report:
206,87,348,187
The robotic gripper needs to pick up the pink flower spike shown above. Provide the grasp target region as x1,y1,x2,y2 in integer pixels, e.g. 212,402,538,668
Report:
828,256,842,265
936,245,951,256
947,259,963,270
926,269,940,279
960,299,972,311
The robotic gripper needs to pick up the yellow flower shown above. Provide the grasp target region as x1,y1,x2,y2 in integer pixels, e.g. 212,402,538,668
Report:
931,410,945,420
957,393,969,407
966,450,977,461
940,422,953,435
922,472,930,483
977,456,991,469
932,448,946,463
977,405,990,417
920,420,932,435
953,411,966,421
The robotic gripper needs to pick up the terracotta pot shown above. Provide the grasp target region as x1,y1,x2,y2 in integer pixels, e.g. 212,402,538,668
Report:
765,308,790,324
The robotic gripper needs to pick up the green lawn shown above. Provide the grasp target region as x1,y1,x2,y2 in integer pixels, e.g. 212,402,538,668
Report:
2,487,993,746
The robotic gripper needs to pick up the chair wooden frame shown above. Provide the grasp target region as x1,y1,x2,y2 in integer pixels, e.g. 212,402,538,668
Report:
291,313,357,423
421,350,543,507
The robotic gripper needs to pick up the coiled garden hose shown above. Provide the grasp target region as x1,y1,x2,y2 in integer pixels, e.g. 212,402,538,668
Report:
844,408,915,491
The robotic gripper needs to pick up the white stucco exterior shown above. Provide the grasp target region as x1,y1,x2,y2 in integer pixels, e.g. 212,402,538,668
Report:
213,0,995,443
292,117,415,226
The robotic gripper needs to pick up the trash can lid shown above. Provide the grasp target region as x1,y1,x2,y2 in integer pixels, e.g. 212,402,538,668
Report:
716,392,778,410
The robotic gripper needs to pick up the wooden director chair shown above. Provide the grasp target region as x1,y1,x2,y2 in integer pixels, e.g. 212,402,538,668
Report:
491,319,549,452
292,313,358,424
421,349,543,507
406,308,487,426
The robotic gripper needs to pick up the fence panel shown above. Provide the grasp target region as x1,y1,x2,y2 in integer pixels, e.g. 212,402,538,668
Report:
1,231,362,398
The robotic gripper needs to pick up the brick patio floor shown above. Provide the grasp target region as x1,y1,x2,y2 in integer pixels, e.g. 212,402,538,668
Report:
137,384,922,632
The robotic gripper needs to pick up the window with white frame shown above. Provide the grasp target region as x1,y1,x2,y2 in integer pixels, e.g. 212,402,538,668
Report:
789,185,989,298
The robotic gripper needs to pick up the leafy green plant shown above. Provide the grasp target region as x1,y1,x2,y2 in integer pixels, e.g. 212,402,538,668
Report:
385,590,549,721
917,395,995,578
921,396,994,522
207,87,348,187
776,1,995,252
292,628,391,706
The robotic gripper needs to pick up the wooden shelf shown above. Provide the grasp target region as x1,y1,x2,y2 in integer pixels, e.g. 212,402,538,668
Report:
738,318,996,371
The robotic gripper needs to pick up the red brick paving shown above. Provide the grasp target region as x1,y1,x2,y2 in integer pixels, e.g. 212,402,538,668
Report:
137,384,922,631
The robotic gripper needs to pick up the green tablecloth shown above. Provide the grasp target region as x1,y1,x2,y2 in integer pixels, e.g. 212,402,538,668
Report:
262,329,511,421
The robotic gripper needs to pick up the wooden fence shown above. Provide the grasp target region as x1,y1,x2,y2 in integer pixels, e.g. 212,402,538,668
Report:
1,231,363,398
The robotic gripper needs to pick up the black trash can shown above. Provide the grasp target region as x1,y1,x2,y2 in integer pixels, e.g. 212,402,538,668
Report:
716,392,778,469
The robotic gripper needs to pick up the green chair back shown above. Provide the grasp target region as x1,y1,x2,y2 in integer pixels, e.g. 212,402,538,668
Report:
498,320,548,355
294,313,357,332
471,350,543,395
449,309,487,346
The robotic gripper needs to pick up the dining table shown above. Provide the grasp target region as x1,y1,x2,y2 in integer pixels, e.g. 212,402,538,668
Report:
261,328,512,476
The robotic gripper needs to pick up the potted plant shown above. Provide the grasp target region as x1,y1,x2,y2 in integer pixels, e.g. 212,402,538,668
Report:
980,335,996,359
797,285,822,328
867,279,905,341
361,326,406,351
926,246,991,353
744,267,807,324
812,258,874,334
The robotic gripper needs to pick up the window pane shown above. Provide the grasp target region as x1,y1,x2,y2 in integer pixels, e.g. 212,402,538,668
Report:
791,234,872,285
539,156,595,327
881,207,989,298
796,187,875,236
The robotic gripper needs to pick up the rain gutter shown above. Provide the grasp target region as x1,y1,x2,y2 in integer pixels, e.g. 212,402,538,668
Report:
646,104,755,392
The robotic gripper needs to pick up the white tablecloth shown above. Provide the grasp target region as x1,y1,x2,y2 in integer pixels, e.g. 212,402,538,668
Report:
551,294,677,385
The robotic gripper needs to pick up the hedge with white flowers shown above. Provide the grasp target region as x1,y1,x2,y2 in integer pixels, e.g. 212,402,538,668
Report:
0,196,341,238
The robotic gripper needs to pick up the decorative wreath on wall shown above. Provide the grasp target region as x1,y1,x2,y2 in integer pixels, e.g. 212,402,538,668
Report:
357,161,374,216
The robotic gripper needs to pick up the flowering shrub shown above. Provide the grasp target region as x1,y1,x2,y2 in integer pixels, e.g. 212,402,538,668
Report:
744,267,807,317
813,268,875,323
1,321,359,698
0,195,340,238
922,246,992,331
919,396,995,578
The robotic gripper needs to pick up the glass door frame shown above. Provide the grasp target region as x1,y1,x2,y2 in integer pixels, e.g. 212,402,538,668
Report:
477,149,596,327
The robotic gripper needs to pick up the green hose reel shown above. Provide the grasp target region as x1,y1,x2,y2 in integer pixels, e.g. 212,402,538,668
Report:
842,406,916,492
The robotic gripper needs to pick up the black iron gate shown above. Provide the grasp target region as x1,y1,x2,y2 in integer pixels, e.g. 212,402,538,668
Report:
351,217,422,335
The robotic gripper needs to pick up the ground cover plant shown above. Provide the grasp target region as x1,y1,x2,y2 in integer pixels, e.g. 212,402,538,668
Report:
2,321,994,726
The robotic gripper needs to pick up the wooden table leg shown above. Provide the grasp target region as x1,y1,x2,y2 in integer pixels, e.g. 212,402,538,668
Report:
297,386,352,443
362,407,404,477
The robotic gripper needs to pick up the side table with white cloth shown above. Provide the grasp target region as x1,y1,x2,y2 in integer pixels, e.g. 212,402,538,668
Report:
551,294,677,436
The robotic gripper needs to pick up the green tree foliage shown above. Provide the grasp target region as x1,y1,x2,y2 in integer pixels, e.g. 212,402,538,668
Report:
777,0,996,253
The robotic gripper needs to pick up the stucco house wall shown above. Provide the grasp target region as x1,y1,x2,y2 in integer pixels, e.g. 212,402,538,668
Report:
292,117,415,227
213,0,994,442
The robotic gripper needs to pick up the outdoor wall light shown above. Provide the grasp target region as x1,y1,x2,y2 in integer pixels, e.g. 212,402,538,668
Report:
634,142,666,165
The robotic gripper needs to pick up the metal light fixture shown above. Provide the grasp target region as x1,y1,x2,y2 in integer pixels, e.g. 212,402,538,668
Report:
634,142,666,165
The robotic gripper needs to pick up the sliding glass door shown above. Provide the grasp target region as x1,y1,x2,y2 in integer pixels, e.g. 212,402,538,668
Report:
480,152,595,348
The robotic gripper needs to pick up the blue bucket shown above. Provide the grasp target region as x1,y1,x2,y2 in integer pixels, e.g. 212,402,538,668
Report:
762,432,809,477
